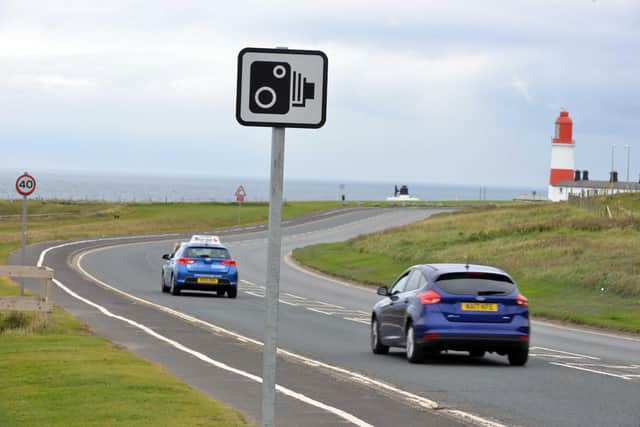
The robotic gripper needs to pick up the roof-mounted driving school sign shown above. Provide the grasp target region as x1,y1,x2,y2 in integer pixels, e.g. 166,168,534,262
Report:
235,48,328,128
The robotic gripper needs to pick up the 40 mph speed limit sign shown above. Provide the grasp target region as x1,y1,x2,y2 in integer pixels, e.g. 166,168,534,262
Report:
16,172,37,196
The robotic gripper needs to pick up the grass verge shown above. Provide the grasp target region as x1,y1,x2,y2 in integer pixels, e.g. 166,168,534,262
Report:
293,194,640,333
0,278,250,427
0,200,349,263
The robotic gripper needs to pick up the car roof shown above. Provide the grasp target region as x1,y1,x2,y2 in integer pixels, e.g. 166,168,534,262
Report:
414,263,513,282
183,242,227,249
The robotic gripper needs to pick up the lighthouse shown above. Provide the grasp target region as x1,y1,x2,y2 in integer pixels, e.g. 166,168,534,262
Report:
548,110,575,201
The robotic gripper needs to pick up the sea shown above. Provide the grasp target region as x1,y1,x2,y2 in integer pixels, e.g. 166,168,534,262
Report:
0,170,544,203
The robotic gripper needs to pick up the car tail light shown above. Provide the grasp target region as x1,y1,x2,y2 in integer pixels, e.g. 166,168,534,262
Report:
423,333,439,339
516,294,528,307
221,259,236,267
418,290,441,305
519,335,529,342
177,257,195,265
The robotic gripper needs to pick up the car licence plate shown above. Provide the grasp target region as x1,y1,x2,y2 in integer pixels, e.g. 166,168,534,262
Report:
461,302,498,312
197,277,219,285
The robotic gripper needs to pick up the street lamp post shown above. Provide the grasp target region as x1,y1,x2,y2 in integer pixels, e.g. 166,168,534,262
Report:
625,145,631,182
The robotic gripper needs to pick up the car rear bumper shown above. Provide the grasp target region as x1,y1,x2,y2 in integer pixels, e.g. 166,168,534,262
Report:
176,276,237,291
416,333,529,352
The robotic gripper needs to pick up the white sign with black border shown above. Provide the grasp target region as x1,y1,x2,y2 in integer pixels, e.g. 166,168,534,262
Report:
236,48,328,128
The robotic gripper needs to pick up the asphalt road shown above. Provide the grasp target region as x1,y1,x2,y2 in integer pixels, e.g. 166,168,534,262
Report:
23,207,640,427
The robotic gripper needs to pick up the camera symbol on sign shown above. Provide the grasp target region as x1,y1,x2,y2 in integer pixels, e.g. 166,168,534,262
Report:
249,61,315,114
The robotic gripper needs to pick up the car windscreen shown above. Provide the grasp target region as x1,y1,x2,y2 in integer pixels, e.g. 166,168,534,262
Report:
183,247,230,259
434,272,515,296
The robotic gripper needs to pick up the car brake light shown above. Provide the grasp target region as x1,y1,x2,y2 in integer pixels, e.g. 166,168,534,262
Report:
221,259,236,267
418,290,441,305
516,294,528,307
177,257,195,265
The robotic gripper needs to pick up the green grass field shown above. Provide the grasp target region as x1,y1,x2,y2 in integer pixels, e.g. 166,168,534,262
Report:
0,200,349,263
0,279,250,427
293,194,640,332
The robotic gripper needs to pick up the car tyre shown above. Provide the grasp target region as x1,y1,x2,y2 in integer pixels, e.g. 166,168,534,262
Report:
161,274,169,293
227,288,238,299
370,318,389,355
406,324,423,363
170,276,181,296
508,349,528,366
469,350,486,358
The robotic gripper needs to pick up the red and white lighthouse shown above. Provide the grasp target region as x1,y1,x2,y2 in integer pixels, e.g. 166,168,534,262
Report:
548,110,575,201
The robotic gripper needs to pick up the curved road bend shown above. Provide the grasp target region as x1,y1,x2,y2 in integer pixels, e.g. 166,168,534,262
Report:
19,207,640,427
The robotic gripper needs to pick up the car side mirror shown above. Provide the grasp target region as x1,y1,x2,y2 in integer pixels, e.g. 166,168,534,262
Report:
377,286,389,296
162,254,171,260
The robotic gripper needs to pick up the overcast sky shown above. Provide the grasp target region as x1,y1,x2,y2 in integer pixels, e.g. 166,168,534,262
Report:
1,0,639,187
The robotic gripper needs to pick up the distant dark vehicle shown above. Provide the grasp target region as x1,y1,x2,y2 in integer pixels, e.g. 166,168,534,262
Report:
161,235,238,298
370,264,529,365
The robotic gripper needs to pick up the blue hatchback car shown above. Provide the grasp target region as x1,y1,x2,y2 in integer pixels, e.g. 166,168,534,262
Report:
371,264,529,365
161,236,238,298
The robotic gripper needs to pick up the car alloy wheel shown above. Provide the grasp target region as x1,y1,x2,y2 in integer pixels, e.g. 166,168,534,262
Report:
406,324,423,363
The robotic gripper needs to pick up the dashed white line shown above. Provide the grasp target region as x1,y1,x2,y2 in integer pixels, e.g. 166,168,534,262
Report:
531,346,600,360
550,362,634,381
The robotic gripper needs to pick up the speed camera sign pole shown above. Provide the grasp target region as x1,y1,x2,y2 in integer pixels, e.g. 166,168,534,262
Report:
236,46,327,427
261,126,285,427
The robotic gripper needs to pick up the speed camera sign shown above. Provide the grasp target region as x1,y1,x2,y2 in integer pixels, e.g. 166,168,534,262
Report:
15,173,36,196
236,47,328,128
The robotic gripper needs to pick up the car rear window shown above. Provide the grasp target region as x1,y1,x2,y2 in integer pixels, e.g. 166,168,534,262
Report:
183,247,230,259
434,272,515,296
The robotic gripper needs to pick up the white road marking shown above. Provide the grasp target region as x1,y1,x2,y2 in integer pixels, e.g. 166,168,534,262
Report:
529,354,586,360
530,347,600,360
306,308,333,316
550,362,634,381
36,237,510,427
238,281,372,325
283,293,308,300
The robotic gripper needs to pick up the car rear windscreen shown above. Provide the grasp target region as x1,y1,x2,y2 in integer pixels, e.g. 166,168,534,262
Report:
183,247,230,259
435,272,515,296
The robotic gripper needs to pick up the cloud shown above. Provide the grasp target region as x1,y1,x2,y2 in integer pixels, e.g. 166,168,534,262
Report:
0,0,638,187
510,76,532,103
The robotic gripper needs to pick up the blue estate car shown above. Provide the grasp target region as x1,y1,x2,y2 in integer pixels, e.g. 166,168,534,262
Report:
371,264,529,365
161,236,238,298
